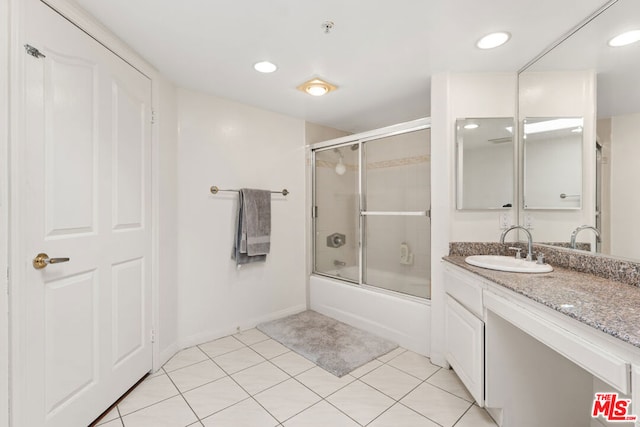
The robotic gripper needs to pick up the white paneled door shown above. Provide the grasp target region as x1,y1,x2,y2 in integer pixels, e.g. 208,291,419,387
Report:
19,1,152,426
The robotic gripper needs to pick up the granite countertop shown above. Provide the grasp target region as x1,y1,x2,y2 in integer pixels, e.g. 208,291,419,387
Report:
444,255,640,349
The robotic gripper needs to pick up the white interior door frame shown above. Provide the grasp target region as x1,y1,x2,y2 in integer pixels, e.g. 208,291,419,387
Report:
6,0,164,425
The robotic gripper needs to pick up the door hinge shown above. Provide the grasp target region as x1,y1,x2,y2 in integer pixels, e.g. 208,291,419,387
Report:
312,206,318,218
24,44,46,59
150,329,155,344
151,109,156,124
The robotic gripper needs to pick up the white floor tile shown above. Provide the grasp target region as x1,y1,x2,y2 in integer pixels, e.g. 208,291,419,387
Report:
201,398,279,427
368,403,440,427
387,351,440,381
377,347,405,363
198,336,246,358
97,406,120,424
360,364,422,400
98,419,123,427
401,382,472,427
167,360,227,393
283,401,359,427
162,347,209,373
295,367,355,398
234,328,269,345
270,351,315,376
326,380,395,425
426,368,474,402
118,375,179,416
120,395,197,427
349,359,383,378
231,361,290,395
182,376,249,419
254,378,321,422
213,347,266,374
454,405,498,427
251,339,290,360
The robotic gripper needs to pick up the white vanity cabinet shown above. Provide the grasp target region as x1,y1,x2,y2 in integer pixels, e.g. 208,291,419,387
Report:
444,265,485,406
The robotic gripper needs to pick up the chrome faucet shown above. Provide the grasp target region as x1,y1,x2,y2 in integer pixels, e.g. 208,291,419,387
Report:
500,225,534,261
570,225,600,249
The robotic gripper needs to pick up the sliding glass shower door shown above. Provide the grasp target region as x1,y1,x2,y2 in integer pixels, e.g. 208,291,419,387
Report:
313,126,431,299
362,130,431,298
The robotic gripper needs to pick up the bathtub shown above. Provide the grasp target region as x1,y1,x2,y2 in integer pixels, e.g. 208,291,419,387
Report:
324,266,430,299
309,271,431,355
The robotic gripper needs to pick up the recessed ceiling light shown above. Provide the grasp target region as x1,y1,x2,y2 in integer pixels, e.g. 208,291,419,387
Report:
608,30,640,47
297,78,337,97
464,123,479,130
254,61,277,73
476,32,511,49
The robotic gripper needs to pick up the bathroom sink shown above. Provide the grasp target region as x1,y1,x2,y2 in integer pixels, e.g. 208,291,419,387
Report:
465,255,553,273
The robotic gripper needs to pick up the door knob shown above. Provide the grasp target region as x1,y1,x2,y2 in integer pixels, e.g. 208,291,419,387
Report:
33,253,70,270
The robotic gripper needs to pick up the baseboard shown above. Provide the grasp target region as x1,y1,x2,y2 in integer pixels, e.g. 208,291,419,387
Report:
178,304,307,349
154,343,180,371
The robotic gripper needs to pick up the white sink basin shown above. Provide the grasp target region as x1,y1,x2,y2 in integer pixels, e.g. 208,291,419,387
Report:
465,255,553,273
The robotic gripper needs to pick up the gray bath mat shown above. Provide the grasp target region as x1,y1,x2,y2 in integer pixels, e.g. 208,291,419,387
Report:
257,310,398,377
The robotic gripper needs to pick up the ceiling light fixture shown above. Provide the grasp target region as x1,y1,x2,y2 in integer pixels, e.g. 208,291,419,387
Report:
608,30,640,47
254,61,277,73
464,123,479,130
297,78,337,97
476,32,511,49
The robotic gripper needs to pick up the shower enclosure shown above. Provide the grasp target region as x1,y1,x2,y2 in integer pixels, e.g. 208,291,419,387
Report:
312,122,431,299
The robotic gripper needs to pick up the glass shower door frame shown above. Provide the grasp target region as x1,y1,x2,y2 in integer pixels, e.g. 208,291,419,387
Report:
311,120,431,295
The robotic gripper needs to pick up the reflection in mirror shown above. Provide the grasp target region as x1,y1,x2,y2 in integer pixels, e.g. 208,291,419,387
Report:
455,118,514,210
523,117,583,210
518,0,640,260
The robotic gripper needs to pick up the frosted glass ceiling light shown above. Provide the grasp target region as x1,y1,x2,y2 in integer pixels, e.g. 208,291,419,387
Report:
254,61,277,73
608,30,640,47
297,78,337,97
476,32,511,49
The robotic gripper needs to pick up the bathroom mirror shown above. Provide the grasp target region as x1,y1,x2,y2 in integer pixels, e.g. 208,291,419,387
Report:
523,117,583,210
455,117,514,210
518,0,640,260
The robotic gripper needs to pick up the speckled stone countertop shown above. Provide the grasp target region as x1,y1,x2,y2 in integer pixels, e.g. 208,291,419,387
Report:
443,255,640,349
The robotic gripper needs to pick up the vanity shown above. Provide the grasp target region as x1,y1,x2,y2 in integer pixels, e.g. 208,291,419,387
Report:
443,244,640,427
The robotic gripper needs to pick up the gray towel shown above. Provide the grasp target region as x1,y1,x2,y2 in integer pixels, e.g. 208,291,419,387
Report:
232,188,271,265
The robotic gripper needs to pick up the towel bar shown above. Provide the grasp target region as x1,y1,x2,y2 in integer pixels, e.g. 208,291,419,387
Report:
210,186,289,196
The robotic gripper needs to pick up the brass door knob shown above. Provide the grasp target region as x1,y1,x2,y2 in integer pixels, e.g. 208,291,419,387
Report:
33,253,70,270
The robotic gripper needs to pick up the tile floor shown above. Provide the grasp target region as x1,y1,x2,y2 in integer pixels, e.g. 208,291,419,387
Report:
96,329,497,427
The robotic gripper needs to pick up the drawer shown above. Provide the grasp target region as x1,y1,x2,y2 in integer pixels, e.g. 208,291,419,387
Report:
444,267,484,318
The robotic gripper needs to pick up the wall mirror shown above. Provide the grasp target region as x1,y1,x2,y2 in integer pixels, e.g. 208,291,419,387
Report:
455,117,514,210
523,117,583,210
518,0,640,260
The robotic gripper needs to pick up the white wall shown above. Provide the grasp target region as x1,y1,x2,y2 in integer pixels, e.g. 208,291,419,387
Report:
518,71,596,244
1,0,10,422
154,77,180,367
430,72,517,366
610,112,640,259
176,88,307,347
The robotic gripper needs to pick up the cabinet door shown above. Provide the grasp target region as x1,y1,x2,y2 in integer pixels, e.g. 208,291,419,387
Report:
445,295,485,406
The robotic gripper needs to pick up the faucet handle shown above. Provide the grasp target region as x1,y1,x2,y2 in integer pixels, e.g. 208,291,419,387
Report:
508,247,522,259
536,253,545,265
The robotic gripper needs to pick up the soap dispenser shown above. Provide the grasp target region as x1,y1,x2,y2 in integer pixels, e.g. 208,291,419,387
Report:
400,242,414,265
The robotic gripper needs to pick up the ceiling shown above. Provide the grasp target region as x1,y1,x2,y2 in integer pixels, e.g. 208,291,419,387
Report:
72,0,608,133
523,0,639,119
